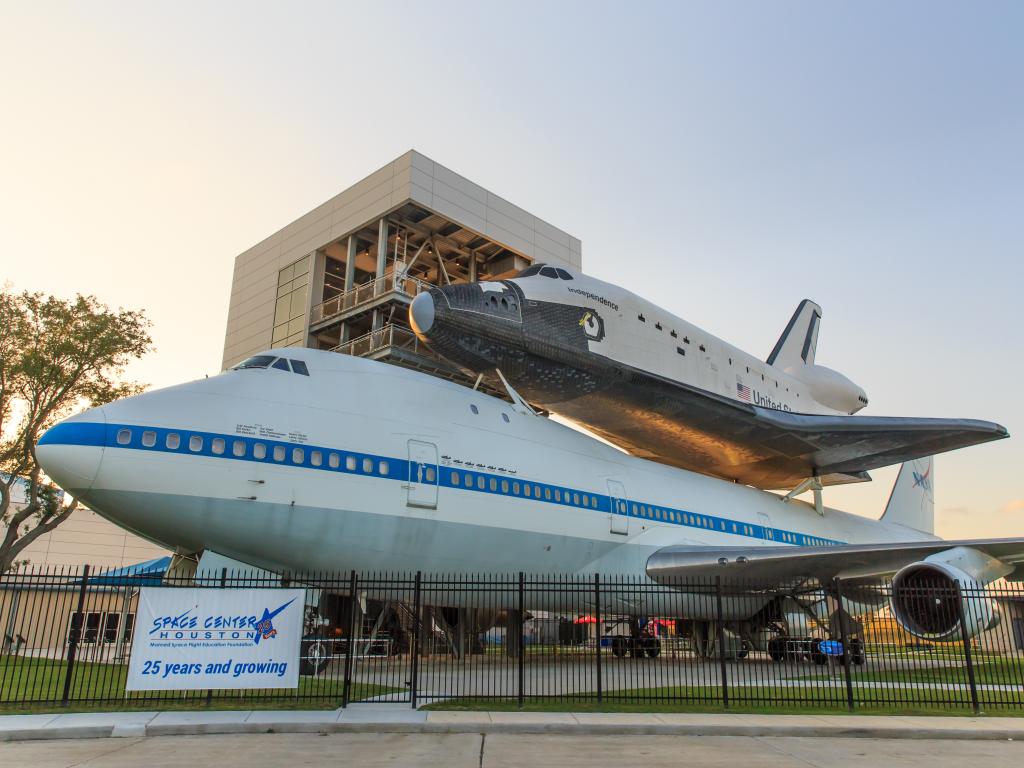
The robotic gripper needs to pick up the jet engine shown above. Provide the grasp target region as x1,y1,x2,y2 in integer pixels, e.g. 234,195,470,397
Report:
889,547,1005,641
787,364,868,414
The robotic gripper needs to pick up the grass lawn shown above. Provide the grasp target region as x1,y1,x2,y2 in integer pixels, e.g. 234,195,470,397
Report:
424,686,1023,717
797,657,1024,687
0,656,399,714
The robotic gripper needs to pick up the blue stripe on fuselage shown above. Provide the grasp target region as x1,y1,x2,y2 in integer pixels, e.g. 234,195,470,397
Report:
39,421,844,547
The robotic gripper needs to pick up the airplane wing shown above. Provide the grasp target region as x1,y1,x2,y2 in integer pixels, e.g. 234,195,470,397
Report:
646,538,1024,585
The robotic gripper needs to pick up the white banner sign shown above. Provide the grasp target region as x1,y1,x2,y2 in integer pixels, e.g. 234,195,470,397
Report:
126,587,304,691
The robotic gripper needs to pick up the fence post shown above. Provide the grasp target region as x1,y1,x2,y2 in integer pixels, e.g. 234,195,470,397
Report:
410,571,422,709
61,564,90,707
205,567,228,708
342,571,358,708
955,580,981,714
518,572,525,710
715,576,728,709
594,573,602,704
833,578,855,711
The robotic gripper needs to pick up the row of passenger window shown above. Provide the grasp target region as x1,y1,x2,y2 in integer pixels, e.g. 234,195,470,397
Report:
449,470,600,508
115,429,389,475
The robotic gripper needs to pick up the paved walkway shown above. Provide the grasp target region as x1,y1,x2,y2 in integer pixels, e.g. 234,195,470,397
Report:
2,705,1024,742
3,732,1024,768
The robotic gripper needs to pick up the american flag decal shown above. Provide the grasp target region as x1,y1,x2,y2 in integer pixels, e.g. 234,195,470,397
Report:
737,383,751,402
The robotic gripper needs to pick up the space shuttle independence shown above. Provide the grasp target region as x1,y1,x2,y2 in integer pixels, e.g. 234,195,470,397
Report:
409,263,1008,491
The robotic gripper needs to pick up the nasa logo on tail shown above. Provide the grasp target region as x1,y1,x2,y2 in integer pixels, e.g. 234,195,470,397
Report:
910,458,934,502
579,311,605,342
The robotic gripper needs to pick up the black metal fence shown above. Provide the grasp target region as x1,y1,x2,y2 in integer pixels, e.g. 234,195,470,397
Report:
2,566,1023,712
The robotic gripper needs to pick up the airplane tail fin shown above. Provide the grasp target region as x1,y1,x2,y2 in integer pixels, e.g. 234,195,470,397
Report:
767,299,822,369
880,458,935,534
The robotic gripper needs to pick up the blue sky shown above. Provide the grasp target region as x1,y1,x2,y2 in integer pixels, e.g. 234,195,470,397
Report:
1,2,1021,536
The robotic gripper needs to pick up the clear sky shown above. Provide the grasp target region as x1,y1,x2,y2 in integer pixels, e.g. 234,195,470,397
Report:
1,2,1021,538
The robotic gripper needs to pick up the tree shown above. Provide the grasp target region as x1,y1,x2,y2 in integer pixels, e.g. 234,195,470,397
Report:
0,290,152,572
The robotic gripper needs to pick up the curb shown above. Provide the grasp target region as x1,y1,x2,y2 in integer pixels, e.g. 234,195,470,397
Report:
2,721,1020,742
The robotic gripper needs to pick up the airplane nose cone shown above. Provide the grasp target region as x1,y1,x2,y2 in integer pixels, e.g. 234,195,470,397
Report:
36,407,107,494
410,291,435,337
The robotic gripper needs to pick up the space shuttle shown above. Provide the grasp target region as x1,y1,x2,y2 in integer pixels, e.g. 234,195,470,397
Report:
409,264,1007,490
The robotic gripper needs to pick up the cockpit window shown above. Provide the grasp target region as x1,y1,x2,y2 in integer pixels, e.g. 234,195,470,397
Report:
539,266,559,279
516,264,545,278
555,268,573,280
234,355,275,370
271,358,291,372
290,360,310,376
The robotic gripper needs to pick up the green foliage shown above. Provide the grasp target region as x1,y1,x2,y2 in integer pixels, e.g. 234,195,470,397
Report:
0,289,152,572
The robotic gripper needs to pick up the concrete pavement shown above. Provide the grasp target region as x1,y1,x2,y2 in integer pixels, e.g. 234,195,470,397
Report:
2,732,1024,768
2,705,1024,742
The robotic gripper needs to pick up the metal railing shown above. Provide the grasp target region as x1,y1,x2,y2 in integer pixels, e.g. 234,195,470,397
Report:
2,567,1023,712
331,324,440,363
311,273,435,325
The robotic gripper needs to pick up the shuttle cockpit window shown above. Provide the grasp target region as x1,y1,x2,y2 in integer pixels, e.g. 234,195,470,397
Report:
271,358,291,372
234,355,275,370
554,268,573,280
539,266,559,279
290,359,310,376
516,264,545,278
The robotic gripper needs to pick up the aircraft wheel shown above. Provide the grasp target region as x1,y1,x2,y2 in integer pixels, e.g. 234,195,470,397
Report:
611,637,627,658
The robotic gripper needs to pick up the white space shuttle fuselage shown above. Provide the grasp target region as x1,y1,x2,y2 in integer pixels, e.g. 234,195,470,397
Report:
409,265,1004,490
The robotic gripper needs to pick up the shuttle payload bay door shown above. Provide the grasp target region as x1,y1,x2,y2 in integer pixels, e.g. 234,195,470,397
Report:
407,440,439,509
608,479,629,535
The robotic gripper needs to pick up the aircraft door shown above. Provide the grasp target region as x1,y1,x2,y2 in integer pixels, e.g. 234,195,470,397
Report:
407,440,438,509
757,512,774,543
607,479,629,535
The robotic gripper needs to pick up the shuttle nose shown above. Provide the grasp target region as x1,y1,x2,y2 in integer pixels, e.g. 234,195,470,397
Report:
36,407,107,494
410,291,435,336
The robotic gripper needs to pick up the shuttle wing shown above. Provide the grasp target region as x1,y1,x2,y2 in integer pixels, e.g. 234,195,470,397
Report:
646,538,1024,584
745,408,1007,487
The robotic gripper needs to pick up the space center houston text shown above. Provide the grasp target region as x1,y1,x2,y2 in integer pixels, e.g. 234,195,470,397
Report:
126,587,304,691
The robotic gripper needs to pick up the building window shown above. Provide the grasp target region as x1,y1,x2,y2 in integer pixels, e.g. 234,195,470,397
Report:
117,429,131,445
142,431,156,447
211,438,225,455
189,435,203,452
272,255,311,348
166,433,180,450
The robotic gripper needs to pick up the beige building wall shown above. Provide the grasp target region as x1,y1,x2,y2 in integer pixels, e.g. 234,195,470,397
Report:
222,150,582,370
11,507,168,569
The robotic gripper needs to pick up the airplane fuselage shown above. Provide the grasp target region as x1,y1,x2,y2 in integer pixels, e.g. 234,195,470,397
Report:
38,350,929,598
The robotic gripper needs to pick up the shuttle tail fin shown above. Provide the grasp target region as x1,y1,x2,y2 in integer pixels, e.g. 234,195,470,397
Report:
880,458,935,534
767,299,822,369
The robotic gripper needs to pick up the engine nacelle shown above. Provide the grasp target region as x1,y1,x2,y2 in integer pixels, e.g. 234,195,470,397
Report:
787,364,868,414
890,547,1005,641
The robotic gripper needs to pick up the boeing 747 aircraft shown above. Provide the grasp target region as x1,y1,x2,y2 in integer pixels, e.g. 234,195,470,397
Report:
408,265,1007,490
36,349,1023,644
